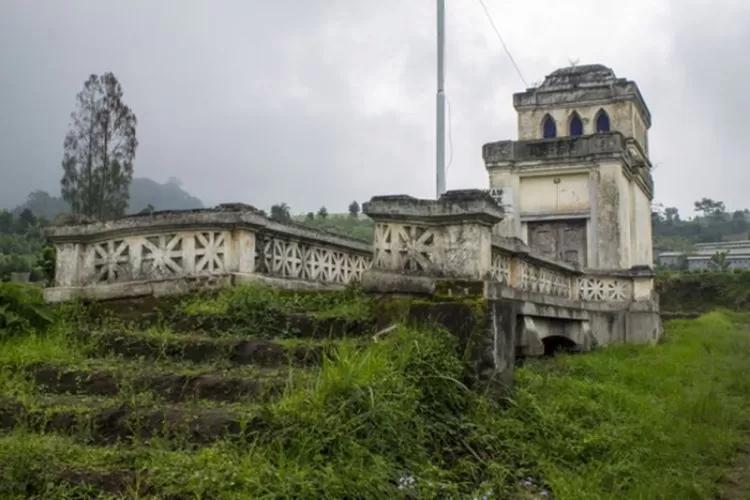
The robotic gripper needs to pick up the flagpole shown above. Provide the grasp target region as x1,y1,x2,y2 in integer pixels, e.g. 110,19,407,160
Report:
436,0,446,198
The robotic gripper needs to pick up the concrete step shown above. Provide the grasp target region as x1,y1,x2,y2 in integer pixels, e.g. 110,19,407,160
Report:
169,312,375,340
86,330,338,367
0,396,264,446
22,362,291,403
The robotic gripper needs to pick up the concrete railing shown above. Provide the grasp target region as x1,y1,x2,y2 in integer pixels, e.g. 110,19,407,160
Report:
362,190,654,302
43,193,654,304
43,204,372,303
490,238,579,300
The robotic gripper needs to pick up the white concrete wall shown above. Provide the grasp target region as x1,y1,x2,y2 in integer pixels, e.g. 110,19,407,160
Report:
487,170,522,239
518,173,590,215
633,186,653,265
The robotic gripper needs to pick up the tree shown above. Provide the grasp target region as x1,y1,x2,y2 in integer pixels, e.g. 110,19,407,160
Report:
17,191,70,221
693,198,725,220
664,207,680,224
348,201,360,218
270,203,291,222
15,208,35,232
139,204,155,215
0,211,12,234
317,206,328,219
61,72,138,220
731,210,748,233
711,251,731,272
306,212,315,221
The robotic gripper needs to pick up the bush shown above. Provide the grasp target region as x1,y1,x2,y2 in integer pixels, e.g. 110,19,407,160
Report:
656,270,750,311
0,283,54,338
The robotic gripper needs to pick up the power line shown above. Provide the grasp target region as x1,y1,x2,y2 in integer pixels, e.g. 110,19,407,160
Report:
477,0,528,88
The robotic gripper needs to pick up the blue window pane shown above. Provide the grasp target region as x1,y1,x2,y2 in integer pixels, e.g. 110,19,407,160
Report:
570,115,583,136
596,111,611,132
543,116,556,138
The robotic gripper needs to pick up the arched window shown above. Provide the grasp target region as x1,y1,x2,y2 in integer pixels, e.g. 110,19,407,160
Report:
542,114,557,138
595,109,611,132
569,113,583,137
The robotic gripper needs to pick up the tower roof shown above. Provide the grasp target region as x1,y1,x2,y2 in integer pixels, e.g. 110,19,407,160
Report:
513,63,651,127
538,64,619,91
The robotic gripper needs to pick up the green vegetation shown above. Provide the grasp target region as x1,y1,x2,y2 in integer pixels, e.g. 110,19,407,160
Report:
0,210,47,282
1,282,750,498
652,197,750,253
0,283,53,339
294,212,373,241
656,270,750,312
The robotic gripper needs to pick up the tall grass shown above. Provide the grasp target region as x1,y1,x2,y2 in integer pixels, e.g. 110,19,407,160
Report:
2,306,750,498
496,311,750,498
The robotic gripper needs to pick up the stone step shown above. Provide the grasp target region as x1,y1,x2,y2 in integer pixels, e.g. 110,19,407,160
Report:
0,433,197,499
0,397,264,446
169,312,375,339
87,330,337,367
23,362,290,403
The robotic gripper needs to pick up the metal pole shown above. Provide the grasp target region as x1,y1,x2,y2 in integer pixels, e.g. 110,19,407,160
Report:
436,0,446,198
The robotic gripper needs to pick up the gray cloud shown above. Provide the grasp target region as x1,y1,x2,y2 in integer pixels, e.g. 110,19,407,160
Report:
1,0,749,217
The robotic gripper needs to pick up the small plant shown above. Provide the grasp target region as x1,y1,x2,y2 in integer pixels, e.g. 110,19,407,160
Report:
0,283,54,338
37,243,56,286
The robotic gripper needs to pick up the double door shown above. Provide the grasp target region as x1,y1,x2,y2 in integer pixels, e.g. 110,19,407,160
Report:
527,219,587,267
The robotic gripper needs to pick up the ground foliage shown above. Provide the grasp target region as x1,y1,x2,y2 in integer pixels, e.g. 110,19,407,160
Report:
0,283,53,339
656,269,750,312
0,284,749,499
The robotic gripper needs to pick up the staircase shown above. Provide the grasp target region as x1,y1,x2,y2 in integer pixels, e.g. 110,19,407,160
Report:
0,285,378,498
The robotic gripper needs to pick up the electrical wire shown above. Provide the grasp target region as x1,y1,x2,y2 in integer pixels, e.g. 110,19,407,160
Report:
477,0,528,88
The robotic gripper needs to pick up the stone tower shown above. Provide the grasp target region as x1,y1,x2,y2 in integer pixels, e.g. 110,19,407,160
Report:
483,64,653,271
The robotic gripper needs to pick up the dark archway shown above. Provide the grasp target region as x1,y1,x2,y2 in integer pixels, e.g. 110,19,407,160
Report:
569,113,584,136
595,109,611,132
542,114,557,138
542,335,579,356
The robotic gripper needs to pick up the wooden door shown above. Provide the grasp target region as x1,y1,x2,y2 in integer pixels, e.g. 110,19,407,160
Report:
527,219,587,267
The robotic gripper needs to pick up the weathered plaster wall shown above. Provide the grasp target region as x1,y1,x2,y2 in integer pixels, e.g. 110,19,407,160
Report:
618,169,633,268
516,101,649,157
634,187,653,265
487,170,521,239
594,162,622,269
518,173,590,215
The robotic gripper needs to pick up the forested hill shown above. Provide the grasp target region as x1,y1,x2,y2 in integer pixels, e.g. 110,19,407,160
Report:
8,177,204,221
652,197,750,253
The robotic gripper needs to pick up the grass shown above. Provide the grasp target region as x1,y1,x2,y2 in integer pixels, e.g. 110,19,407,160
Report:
496,311,750,498
3,280,750,498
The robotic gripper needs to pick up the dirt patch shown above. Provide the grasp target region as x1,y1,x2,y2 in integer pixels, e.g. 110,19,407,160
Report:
717,442,750,499
58,468,148,496
32,364,119,396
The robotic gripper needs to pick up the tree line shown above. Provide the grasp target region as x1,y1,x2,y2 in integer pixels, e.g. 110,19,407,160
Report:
652,197,750,253
267,201,361,223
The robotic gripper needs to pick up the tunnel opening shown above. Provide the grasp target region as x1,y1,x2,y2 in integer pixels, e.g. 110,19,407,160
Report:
542,335,579,357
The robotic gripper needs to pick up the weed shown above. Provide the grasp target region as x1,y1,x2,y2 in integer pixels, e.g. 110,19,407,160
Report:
0,283,54,338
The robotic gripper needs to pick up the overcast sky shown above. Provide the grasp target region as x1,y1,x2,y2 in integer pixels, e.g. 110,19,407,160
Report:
0,0,747,216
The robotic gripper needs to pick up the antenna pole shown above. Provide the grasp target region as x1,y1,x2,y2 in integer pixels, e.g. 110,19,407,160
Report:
436,0,446,198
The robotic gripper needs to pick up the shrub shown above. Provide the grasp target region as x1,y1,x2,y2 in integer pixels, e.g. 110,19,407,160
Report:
656,270,750,311
0,283,54,338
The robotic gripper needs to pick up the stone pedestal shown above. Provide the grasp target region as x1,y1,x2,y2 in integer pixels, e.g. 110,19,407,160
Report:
362,190,504,285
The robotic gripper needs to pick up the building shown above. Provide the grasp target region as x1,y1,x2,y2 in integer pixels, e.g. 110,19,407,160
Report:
482,64,654,271
657,240,750,271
